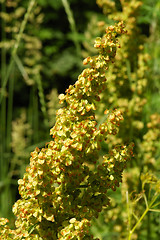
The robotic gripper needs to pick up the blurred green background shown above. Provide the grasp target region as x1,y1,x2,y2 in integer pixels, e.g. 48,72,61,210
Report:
0,0,160,239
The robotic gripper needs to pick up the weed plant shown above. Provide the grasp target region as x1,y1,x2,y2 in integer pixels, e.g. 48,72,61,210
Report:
0,0,160,239
84,0,160,239
0,21,135,239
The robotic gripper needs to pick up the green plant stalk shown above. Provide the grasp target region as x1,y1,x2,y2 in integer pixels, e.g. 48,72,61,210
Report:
0,0,36,103
143,190,148,208
0,0,7,219
128,192,160,240
149,209,160,213
128,207,148,240
62,0,81,57
3,69,15,217
0,0,6,153
6,68,15,151
151,201,160,209
13,54,30,83
126,191,131,234
29,85,39,143
35,74,48,128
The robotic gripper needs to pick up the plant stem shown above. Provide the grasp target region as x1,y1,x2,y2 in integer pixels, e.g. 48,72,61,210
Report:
0,0,7,219
35,74,48,128
126,191,131,234
62,0,81,57
128,206,149,240
128,193,159,240
6,67,14,151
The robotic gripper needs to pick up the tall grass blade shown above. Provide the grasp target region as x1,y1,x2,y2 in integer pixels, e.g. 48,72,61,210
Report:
62,0,81,57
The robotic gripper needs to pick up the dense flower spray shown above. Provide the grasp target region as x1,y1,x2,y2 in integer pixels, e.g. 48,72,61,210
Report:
0,21,134,240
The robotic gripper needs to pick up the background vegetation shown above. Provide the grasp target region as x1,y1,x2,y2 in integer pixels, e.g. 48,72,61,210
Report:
0,0,160,239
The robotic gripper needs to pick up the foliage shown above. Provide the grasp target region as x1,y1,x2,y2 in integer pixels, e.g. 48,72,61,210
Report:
83,0,160,239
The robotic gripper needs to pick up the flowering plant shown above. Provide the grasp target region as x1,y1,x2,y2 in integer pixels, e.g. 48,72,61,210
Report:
0,21,133,240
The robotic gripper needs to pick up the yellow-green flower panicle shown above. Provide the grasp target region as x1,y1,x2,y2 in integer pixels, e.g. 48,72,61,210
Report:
0,22,133,240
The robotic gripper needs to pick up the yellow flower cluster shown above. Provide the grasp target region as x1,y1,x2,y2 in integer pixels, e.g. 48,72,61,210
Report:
0,22,134,240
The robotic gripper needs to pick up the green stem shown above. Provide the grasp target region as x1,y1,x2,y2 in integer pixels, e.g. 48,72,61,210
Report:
126,191,131,234
151,201,160,209
0,0,6,153
62,0,81,57
0,0,7,218
6,67,15,151
13,54,30,82
128,193,159,240
35,74,48,128
128,206,149,240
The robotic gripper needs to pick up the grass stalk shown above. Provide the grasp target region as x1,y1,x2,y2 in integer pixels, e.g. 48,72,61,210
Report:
0,0,7,218
35,74,48,128
62,0,81,57
13,54,30,83
6,67,15,151
28,85,39,143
